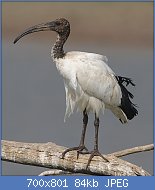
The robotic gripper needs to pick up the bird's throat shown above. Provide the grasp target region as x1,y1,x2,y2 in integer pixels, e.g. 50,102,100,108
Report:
52,34,67,59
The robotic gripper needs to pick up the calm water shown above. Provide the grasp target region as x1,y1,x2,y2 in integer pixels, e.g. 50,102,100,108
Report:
2,41,153,175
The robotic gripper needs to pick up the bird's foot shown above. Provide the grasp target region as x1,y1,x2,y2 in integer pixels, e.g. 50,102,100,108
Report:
86,149,109,170
62,145,89,159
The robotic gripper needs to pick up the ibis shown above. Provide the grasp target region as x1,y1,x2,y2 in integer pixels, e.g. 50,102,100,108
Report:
14,18,138,169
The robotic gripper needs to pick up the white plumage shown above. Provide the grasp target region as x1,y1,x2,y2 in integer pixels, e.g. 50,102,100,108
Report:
14,18,138,169
54,51,127,123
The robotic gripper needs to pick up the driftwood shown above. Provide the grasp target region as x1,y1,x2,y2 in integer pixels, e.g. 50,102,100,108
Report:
1,140,153,176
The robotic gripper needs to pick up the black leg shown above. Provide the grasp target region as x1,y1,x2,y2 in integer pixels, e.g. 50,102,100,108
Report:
76,110,89,158
86,114,109,169
62,109,89,159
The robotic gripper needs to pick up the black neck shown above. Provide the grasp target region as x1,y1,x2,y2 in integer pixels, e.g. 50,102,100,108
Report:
52,32,69,59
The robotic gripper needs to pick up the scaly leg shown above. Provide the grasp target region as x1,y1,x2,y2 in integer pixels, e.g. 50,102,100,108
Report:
86,114,109,169
62,109,89,159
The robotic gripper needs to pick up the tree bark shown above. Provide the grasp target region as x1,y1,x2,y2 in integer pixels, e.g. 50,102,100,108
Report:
1,140,153,176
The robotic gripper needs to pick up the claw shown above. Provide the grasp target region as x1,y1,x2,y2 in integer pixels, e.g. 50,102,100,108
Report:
62,145,89,159
62,147,78,159
77,146,89,159
86,149,109,170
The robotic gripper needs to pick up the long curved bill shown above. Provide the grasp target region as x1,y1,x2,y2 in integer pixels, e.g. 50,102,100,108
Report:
14,21,56,44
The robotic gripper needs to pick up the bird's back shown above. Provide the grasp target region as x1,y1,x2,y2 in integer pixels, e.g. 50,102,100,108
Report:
65,51,108,62
65,51,113,73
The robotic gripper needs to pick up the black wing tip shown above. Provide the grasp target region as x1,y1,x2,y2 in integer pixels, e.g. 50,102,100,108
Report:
116,76,136,87
119,103,138,120
116,75,138,120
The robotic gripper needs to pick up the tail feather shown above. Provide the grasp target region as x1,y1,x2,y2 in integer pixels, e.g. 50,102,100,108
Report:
116,76,138,120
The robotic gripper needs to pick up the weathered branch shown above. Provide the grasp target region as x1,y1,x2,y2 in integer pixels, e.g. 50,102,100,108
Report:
1,140,153,176
39,170,72,176
109,144,154,157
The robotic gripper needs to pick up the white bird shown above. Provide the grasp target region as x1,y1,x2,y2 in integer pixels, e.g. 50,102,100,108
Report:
14,18,138,169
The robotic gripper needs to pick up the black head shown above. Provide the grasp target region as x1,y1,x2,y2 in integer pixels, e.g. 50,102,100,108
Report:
14,18,70,44
49,18,70,35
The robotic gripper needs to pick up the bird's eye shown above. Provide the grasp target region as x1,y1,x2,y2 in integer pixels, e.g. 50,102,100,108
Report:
55,21,61,26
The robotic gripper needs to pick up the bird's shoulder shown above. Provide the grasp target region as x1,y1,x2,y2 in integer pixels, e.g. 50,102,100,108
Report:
65,51,108,63
64,51,114,75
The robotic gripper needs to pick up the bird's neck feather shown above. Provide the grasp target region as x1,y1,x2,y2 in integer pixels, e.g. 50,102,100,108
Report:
52,33,68,59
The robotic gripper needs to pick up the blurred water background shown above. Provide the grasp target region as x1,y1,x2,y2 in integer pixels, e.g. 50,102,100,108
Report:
2,2,153,175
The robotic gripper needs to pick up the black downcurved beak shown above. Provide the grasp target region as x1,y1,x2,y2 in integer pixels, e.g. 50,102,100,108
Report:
14,21,56,44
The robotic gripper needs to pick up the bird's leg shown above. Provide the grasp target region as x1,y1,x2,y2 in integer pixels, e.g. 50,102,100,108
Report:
62,109,89,159
86,114,109,169
76,110,89,158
